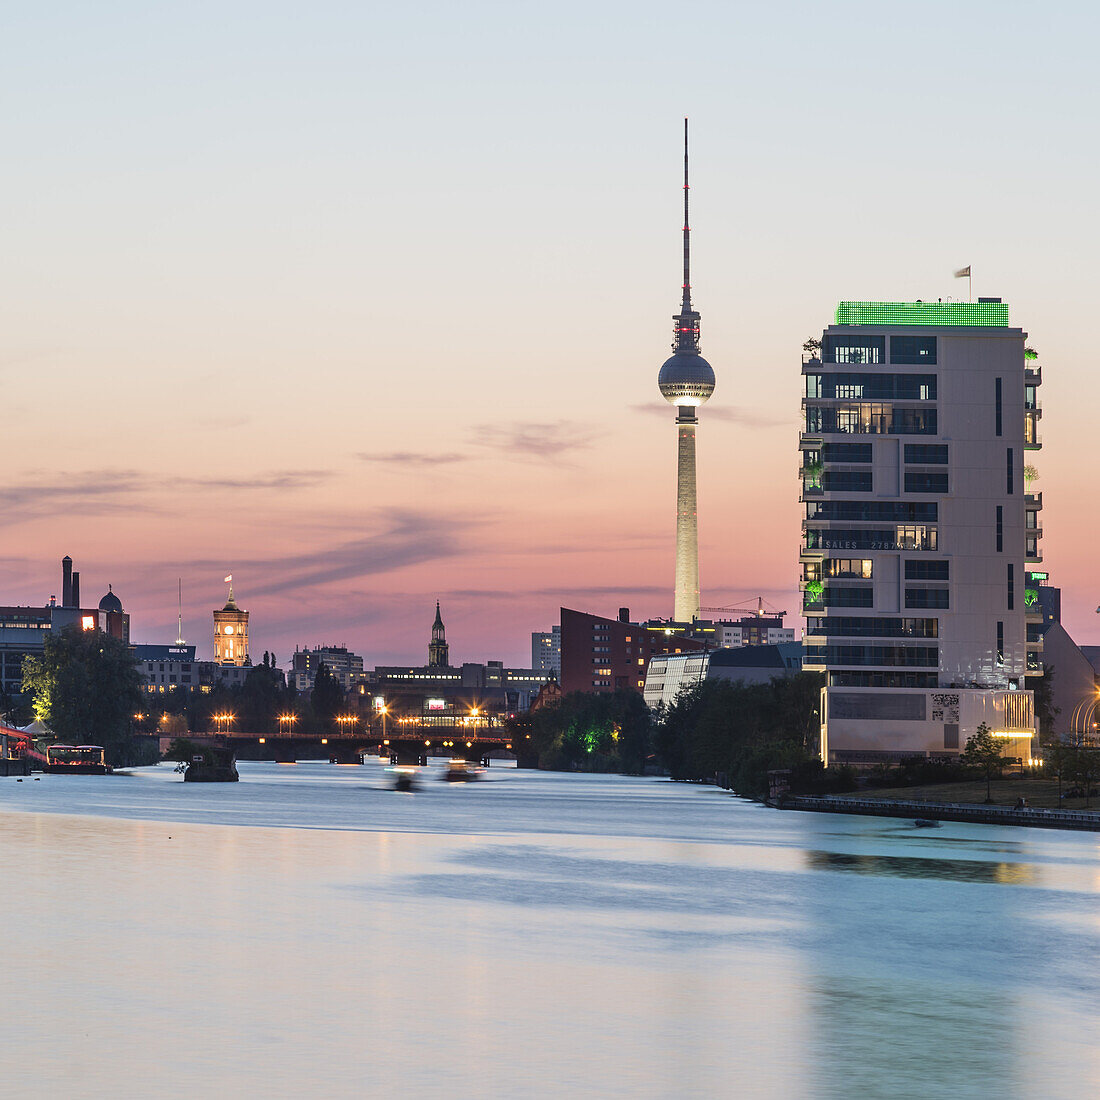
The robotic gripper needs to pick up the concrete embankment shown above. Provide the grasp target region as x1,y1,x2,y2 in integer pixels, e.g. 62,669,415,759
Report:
780,795,1100,832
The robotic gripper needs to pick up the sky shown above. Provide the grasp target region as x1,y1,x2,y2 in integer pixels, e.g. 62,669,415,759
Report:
3,0,1099,667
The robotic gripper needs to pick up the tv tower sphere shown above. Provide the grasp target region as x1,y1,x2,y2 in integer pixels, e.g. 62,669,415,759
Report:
658,351,715,406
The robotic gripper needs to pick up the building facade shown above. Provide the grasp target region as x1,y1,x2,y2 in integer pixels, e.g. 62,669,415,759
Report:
559,606,707,696
531,627,562,677
644,643,804,710
290,646,366,692
213,582,249,666
800,300,1040,762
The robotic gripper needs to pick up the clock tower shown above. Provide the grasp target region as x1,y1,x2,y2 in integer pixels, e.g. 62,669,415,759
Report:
213,576,249,665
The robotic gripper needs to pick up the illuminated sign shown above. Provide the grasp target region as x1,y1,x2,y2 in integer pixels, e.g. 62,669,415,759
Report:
372,696,386,713
427,698,446,711
834,300,1009,327
81,615,95,631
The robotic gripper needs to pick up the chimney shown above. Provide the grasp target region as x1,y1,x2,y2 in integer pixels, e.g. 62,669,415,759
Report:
62,557,73,608
71,572,81,609
618,607,630,623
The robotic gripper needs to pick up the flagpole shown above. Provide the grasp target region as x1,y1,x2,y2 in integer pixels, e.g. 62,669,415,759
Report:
969,268,972,303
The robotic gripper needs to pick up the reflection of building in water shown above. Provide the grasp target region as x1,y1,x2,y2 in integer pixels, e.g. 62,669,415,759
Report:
801,301,1040,763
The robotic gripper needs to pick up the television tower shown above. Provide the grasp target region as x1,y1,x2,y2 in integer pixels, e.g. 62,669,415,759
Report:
658,118,715,622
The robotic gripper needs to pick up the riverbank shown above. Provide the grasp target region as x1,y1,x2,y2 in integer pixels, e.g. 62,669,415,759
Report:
780,794,1100,832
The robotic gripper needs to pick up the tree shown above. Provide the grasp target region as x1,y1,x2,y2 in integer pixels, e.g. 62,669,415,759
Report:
1027,664,1059,743
310,662,344,729
22,625,146,766
1070,741,1100,809
961,723,1006,803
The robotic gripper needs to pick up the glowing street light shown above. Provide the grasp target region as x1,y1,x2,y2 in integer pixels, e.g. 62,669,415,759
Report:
278,712,298,736
213,712,235,735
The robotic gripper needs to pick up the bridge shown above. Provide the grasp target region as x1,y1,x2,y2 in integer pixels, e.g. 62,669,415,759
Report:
201,715,535,767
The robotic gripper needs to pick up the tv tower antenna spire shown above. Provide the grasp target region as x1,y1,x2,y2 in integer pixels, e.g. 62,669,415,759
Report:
682,116,692,319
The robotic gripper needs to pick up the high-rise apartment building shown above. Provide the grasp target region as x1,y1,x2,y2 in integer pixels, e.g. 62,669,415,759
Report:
800,300,1041,763
531,627,561,677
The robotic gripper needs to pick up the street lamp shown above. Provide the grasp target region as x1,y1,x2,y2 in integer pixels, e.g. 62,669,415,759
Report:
213,712,235,736
278,712,298,736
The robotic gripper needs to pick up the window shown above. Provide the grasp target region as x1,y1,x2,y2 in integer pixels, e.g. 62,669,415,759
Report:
904,444,948,464
822,336,885,364
1008,564,1015,610
806,405,937,435
905,471,949,494
805,527,937,551
1007,448,1014,494
806,501,936,522
830,693,928,720
825,559,873,579
896,525,938,551
822,443,872,463
905,588,950,609
818,587,874,608
830,671,939,688
997,622,1004,666
905,561,949,580
805,374,822,398
996,505,1003,552
995,377,1003,437
822,470,872,492
811,373,934,399
890,335,937,365
818,645,938,667
808,617,937,638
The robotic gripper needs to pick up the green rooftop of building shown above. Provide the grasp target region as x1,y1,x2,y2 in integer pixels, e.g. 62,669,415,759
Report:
834,300,1009,327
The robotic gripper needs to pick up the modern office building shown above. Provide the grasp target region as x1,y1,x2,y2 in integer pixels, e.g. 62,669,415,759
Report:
656,120,716,622
531,627,562,677
559,606,707,695
800,300,1040,763
644,643,804,709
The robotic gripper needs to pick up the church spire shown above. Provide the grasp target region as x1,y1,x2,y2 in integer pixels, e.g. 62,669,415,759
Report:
428,601,450,667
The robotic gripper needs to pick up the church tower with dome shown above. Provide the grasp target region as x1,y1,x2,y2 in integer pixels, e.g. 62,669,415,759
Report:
98,584,130,643
213,576,249,665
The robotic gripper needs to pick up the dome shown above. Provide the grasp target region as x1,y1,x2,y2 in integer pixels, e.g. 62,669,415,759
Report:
658,352,715,406
98,585,123,613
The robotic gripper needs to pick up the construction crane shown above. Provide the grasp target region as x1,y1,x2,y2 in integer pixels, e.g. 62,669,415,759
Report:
698,596,788,618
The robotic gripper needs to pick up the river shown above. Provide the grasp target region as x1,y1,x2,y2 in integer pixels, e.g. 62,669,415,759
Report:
2,760,1098,1098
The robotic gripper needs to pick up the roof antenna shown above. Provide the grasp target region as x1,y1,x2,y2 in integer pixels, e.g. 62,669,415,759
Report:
175,577,186,646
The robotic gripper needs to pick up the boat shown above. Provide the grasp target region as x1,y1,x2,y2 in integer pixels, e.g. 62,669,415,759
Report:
913,818,942,828
45,745,110,774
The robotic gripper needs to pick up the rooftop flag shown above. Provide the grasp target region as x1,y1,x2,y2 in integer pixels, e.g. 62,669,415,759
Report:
954,265,971,278
224,574,233,583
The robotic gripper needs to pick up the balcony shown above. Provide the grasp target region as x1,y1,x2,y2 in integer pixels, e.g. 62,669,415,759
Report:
1025,491,1042,510
1024,410,1042,449
1025,366,1042,387
1026,538,1043,564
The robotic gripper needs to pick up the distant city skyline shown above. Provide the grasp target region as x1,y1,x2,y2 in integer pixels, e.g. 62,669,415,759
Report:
3,2,1098,665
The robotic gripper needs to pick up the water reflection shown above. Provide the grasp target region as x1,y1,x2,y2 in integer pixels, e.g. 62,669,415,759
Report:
2,765,1100,1098
805,849,1040,885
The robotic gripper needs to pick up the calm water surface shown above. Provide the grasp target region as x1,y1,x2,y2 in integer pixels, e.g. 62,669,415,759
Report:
2,760,1098,1099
